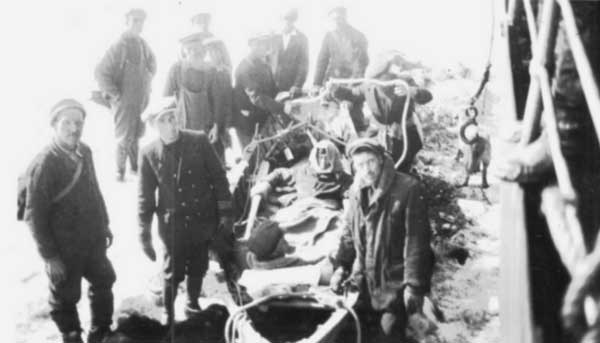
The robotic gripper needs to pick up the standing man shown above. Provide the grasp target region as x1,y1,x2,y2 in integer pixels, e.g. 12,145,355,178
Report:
137,100,234,324
312,6,369,92
23,99,116,343
190,11,232,72
233,31,295,147
95,8,156,182
331,138,433,342
272,8,309,98
164,32,231,161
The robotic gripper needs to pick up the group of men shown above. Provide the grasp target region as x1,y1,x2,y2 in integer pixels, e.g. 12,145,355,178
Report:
21,5,434,343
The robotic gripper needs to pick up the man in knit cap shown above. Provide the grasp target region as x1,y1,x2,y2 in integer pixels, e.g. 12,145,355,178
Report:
95,8,156,181
331,138,433,342
23,99,116,343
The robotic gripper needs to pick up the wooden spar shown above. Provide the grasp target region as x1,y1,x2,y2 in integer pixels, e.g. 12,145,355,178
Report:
243,161,271,241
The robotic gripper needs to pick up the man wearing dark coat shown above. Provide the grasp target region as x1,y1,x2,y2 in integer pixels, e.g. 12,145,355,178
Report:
164,32,231,161
24,99,116,343
271,8,309,98
312,6,369,90
137,100,234,324
331,138,433,342
233,32,295,147
95,8,156,181
190,12,232,73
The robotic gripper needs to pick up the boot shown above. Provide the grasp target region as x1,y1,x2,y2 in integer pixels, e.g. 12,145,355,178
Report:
62,330,83,343
87,326,111,343
184,277,203,318
162,283,177,326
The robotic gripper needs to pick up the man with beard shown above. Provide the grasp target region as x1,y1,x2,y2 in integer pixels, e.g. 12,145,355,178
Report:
23,99,116,343
95,8,156,181
331,138,433,342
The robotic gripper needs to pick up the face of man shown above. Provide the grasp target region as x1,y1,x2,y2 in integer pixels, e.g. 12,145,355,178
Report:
282,19,294,34
53,108,85,149
352,151,383,187
183,43,207,69
329,11,347,30
192,16,211,32
249,39,273,60
126,15,145,36
153,112,180,144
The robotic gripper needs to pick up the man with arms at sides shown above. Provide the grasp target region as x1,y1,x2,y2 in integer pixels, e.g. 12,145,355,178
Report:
137,99,234,324
24,99,116,343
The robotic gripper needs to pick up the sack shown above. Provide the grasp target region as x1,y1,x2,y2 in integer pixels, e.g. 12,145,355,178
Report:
17,160,84,221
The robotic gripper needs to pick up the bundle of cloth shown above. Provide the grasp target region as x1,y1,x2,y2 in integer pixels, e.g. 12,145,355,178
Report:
238,140,353,297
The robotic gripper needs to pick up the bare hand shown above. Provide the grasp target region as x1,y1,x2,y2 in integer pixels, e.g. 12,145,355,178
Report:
330,267,347,294
310,86,322,97
404,286,424,314
209,124,219,144
46,257,67,284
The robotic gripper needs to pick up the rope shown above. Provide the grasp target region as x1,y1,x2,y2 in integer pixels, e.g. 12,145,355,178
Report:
224,291,362,343
469,0,496,107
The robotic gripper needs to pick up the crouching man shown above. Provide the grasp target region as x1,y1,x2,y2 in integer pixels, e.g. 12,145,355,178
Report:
137,99,234,324
23,99,116,343
331,138,433,342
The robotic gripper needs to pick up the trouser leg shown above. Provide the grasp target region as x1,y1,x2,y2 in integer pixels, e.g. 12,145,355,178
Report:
83,245,116,330
48,260,83,334
162,237,186,322
115,141,128,176
128,139,139,172
185,240,209,306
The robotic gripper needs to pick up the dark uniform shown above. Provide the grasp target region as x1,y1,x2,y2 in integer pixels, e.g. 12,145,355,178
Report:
25,141,116,336
164,61,232,160
233,55,286,147
336,142,433,342
272,29,309,95
138,130,232,316
95,32,156,176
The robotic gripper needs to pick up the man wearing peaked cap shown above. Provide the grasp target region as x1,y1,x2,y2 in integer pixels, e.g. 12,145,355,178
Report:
23,99,116,343
164,30,231,162
332,136,433,342
95,7,156,182
189,11,232,72
137,97,236,324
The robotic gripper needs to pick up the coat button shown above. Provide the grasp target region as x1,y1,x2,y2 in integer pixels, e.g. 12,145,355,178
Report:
181,202,187,207
188,170,192,174
178,188,182,192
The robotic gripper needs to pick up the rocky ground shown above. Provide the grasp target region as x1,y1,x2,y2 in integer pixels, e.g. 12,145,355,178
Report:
12,68,501,342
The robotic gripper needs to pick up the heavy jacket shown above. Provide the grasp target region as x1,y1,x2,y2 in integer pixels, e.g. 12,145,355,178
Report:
138,130,232,243
164,61,231,132
233,56,285,137
25,142,110,260
272,29,309,93
338,156,433,310
313,24,369,87
95,33,156,144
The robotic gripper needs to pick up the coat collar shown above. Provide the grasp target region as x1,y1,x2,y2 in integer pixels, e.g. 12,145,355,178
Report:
352,155,396,208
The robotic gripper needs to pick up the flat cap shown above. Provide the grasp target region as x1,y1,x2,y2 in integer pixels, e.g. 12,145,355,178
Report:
49,98,86,126
346,137,386,158
125,8,147,19
248,30,275,44
141,96,177,123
